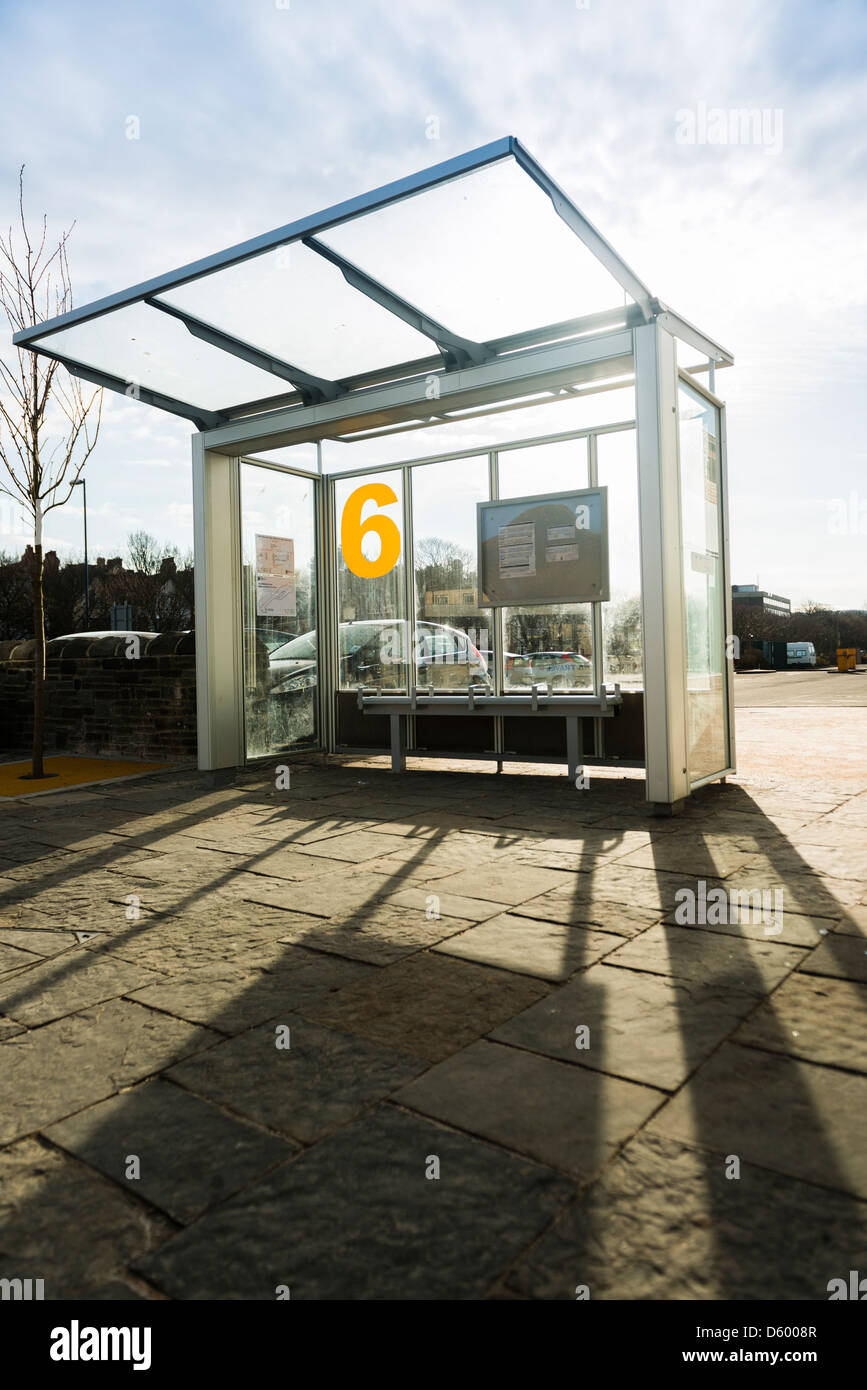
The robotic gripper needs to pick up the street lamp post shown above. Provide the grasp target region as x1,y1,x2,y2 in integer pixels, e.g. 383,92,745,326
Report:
73,478,89,625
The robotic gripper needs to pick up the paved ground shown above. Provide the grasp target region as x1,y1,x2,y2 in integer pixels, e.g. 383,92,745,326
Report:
734,666,867,708
734,669,867,788
2,706,867,1300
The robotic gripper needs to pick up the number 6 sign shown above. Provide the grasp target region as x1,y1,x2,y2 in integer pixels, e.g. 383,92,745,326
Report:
340,482,401,578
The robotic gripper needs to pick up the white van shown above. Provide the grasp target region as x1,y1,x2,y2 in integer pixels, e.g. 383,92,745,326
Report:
787,642,816,666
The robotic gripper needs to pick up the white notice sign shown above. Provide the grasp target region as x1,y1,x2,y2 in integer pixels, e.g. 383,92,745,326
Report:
498,522,536,579
545,524,579,564
255,534,296,617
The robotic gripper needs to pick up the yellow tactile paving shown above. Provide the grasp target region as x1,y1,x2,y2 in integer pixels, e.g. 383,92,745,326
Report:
0,756,167,798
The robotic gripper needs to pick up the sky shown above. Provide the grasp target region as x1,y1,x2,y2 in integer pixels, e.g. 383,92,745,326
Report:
0,0,865,608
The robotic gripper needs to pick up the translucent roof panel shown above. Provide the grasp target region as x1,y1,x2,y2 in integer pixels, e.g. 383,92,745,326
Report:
29,302,293,414
15,138,667,429
315,158,628,343
157,238,434,381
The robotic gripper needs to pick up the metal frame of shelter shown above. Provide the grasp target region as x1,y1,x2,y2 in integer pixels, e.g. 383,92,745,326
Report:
14,136,736,810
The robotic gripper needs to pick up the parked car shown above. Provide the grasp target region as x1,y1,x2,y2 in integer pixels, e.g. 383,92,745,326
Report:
505,650,592,688
50,630,160,641
254,627,296,654
268,620,491,694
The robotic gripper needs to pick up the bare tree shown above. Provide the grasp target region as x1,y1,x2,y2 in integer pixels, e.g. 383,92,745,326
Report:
0,168,102,777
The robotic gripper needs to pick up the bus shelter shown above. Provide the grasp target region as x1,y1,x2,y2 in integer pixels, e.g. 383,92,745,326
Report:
14,137,735,812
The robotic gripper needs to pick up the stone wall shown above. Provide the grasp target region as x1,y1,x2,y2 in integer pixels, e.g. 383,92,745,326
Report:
0,632,197,762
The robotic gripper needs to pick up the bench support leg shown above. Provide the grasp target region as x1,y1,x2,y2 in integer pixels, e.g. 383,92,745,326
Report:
566,717,582,784
390,714,406,773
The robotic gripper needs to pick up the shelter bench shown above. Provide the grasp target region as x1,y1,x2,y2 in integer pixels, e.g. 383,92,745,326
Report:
356,682,623,777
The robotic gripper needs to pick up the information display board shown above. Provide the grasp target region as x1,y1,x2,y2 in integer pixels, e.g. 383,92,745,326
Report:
477,488,608,607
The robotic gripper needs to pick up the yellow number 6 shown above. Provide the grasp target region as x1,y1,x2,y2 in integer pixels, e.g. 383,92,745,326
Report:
341,483,401,578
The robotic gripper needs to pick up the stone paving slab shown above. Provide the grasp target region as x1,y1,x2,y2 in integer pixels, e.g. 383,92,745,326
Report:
0,940,41,972
658,905,837,947
275,903,472,965
509,893,662,937
0,949,167,1027
0,926,83,957
352,848,492,884
132,1105,575,1300
44,1078,294,1224
512,828,675,871
393,1039,663,1179
672,808,817,837
7,873,172,927
604,924,807,994
379,885,509,921
490,964,758,1092
169,1014,427,1143
428,862,573,905
371,812,517,839
292,827,451,864
0,850,78,881
112,847,249,888
77,906,330,973
300,952,549,1062
649,1042,867,1199
0,1137,174,1300
740,840,867,883
796,933,867,983
734,973,867,1073
541,863,729,916
233,815,385,846
729,865,864,912
612,834,760,879
788,818,867,848
431,913,627,981
382,833,518,872
836,905,867,937
504,1132,867,1300
238,868,394,918
127,952,373,1035
0,999,218,1145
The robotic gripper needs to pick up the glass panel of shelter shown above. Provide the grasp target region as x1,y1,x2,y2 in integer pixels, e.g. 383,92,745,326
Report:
497,438,593,693
677,381,731,782
239,462,318,759
330,429,643,735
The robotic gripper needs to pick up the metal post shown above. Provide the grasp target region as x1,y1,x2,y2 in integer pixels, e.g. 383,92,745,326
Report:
191,435,245,770
74,478,89,624
566,716,582,783
402,463,416,751
588,433,604,758
390,713,407,772
634,321,690,811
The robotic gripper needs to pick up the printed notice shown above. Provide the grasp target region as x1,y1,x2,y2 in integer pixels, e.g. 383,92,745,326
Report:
255,534,296,617
498,522,536,579
691,551,716,575
545,524,579,564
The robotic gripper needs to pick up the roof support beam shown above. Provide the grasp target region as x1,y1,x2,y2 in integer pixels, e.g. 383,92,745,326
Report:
145,297,341,406
29,346,229,431
651,299,733,366
510,137,655,321
303,235,491,370
223,304,647,418
201,328,634,455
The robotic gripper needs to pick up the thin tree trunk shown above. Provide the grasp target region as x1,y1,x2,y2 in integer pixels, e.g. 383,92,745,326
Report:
31,539,46,778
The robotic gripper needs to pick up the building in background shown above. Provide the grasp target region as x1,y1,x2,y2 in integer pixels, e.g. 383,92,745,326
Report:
731,584,791,618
